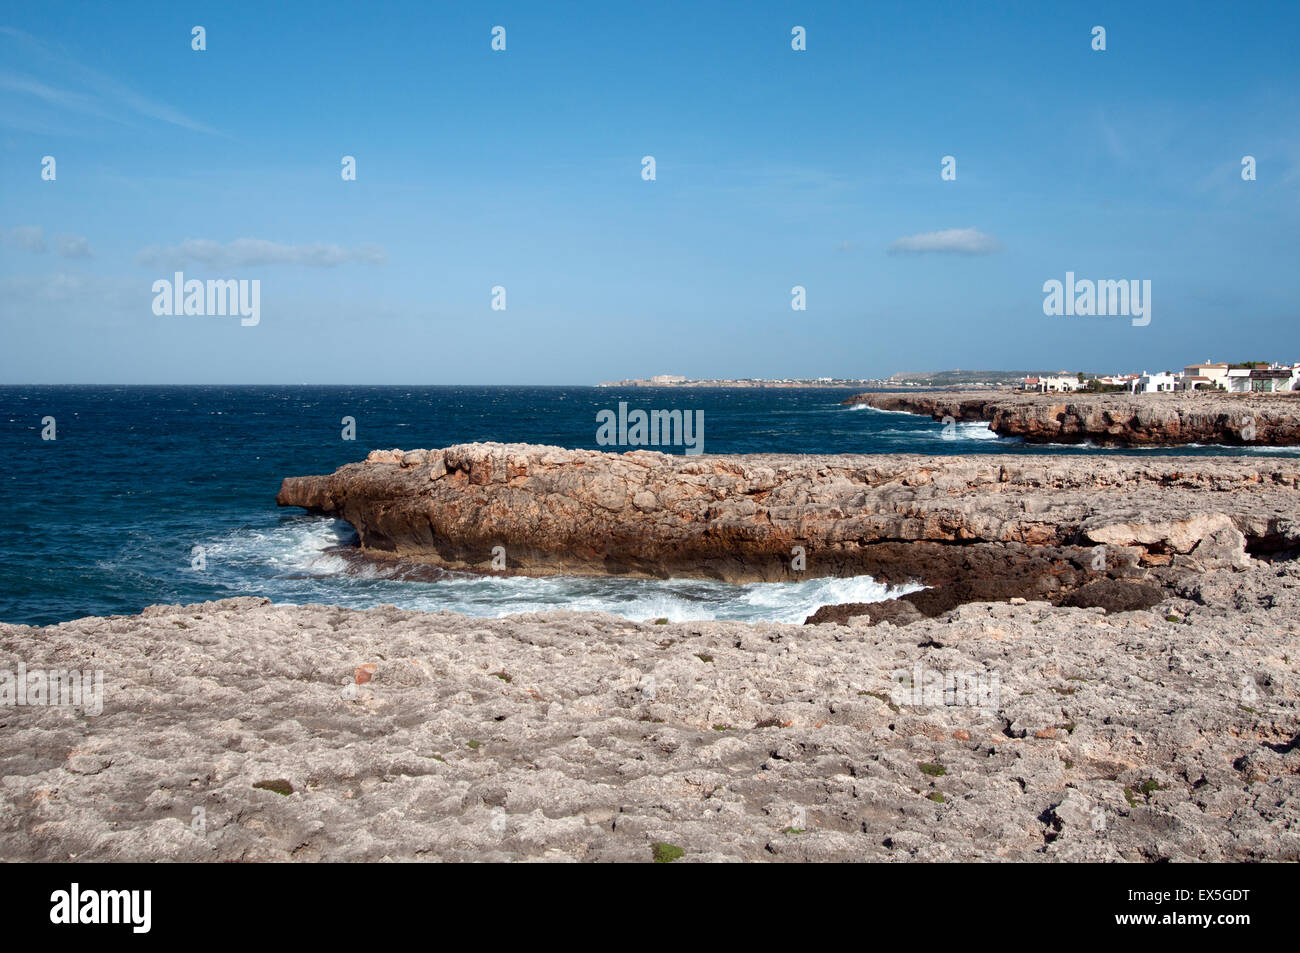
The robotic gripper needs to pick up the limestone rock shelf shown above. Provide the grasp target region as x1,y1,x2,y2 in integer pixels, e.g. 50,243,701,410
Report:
842,390,1300,446
277,443,1300,588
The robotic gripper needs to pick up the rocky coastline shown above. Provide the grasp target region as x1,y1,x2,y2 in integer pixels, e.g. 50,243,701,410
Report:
3,444,1298,861
276,444,1300,615
843,390,1300,446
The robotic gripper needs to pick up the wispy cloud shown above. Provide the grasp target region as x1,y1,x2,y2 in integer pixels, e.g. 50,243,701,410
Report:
137,239,388,269
887,227,1003,256
4,225,47,252
4,226,95,258
0,27,218,135
0,271,143,332
55,234,94,259
0,71,120,122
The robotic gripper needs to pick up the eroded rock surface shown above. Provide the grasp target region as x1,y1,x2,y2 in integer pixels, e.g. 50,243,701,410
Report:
2,567,1297,862
277,444,1300,585
844,390,1300,446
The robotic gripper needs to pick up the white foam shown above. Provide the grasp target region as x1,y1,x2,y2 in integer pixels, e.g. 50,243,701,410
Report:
846,403,914,415
194,517,923,623
953,421,1000,441
1236,445,1300,455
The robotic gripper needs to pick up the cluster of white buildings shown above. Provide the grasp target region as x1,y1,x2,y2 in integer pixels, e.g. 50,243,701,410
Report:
1022,361,1300,395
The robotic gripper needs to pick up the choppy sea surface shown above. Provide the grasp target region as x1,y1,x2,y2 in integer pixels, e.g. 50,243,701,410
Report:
2,385,1294,626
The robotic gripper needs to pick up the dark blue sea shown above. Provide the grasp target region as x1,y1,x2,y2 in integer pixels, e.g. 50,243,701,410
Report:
3,386,1294,627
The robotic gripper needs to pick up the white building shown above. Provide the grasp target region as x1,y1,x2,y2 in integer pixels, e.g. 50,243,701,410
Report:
1225,369,1253,392
1097,374,1139,388
1033,374,1084,392
1225,365,1300,393
1131,372,1179,393
1182,361,1229,390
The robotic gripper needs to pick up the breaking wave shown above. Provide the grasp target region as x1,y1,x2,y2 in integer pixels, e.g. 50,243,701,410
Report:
195,516,922,623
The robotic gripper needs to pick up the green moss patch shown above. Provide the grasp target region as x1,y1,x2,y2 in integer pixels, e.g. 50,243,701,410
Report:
252,779,293,796
651,842,684,863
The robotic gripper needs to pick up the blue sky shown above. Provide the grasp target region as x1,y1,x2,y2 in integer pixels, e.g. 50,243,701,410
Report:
2,1,1298,383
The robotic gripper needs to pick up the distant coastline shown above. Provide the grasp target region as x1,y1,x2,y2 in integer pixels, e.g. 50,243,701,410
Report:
597,370,1092,389
597,377,888,389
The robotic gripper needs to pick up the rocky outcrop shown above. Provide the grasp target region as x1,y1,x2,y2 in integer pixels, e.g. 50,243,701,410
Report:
277,444,1300,589
2,563,1298,861
844,390,1300,446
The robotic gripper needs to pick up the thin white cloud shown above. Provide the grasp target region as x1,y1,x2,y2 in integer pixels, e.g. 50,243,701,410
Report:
0,71,121,123
55,234,93,259
888,227,1003,256
4,226,93,257
137,238,388,268
0,27,218,135
0,271,129,307
4,225,46,252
